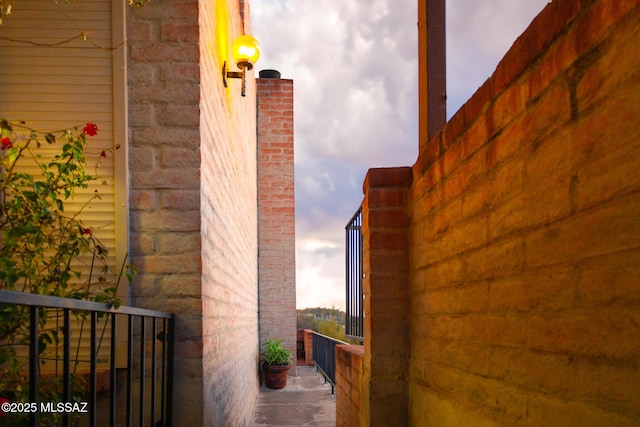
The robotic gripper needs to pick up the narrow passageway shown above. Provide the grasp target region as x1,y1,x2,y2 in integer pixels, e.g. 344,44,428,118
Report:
249,366,336,427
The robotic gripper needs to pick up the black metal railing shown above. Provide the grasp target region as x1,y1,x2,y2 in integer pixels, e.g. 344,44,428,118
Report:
0,289,174,427
312,332,348,394
345,206,364,341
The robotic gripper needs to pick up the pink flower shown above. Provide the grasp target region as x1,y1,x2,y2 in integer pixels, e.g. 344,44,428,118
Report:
1,137,12,150
83,123,98,137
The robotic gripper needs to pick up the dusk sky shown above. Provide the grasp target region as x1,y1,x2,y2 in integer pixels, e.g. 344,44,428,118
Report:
250,0,551,310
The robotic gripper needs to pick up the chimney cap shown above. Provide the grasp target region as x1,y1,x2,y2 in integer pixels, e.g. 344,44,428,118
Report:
259,69,281,79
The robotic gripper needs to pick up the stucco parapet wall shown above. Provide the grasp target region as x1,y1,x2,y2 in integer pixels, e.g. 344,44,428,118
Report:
363,167,413,191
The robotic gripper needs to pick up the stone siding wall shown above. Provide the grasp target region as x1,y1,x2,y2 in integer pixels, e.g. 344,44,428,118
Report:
127,0,260,425
127,0,204,424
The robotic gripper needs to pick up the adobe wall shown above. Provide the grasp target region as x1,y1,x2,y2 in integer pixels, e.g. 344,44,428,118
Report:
127,0,259,425
408,1,640,425
336,344,365,427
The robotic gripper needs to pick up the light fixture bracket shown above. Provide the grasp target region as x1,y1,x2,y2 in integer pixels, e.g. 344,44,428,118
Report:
222,35,260,98
223,61,254,97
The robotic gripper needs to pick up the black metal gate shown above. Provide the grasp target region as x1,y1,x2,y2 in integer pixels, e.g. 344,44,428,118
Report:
345,206,364,341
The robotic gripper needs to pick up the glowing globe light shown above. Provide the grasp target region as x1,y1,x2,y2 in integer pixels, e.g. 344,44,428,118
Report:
232,35,261,69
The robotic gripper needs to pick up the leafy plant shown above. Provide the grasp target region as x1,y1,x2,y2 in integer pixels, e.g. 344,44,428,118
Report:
0,119,127,300
260,338,293,366
0,119,135,425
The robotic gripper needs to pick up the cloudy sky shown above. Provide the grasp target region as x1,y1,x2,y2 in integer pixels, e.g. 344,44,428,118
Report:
250,0,551,310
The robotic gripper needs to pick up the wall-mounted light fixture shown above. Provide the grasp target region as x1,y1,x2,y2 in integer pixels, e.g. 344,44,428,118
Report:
223,35,261,97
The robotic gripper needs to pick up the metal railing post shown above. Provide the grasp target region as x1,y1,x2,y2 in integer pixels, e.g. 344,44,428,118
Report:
29,306,39,427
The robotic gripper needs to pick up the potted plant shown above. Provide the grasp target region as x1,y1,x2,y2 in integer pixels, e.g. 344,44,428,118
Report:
260,338,293,389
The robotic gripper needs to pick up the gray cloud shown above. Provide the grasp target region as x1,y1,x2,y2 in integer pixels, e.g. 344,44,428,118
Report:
252,0,550,309
446,0,551,117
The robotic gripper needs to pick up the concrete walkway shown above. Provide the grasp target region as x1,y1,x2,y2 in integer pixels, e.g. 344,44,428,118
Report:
249,365,336,427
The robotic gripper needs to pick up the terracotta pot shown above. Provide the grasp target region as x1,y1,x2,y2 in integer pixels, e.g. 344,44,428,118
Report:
264,363,291,389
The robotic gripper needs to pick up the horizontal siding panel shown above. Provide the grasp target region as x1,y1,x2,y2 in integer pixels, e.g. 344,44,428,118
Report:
8,0,111,11
0,0,122,369
66,209,119,221
3,100,112,109
7,1,110,14
0,74,110,86
0,42,111,52
9,142,115,158
0,38,113,50
57,195,117,207
0,64,112,77
1,24,111,38
0,52,113,66
5,176,117,189
0,17,111,29
2,82,112,93
0,112,114,125
3,95,112,106
2,1,111,24
1,99,113,112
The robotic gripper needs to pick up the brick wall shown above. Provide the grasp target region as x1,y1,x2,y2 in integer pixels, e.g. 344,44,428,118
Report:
256,75,297,374
303,329,315,366
127,0,259,425
408,1,640,425
336,344,365,427
351,0,640,426
361,168,412,426
200,1,261,425
127,0,203,424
